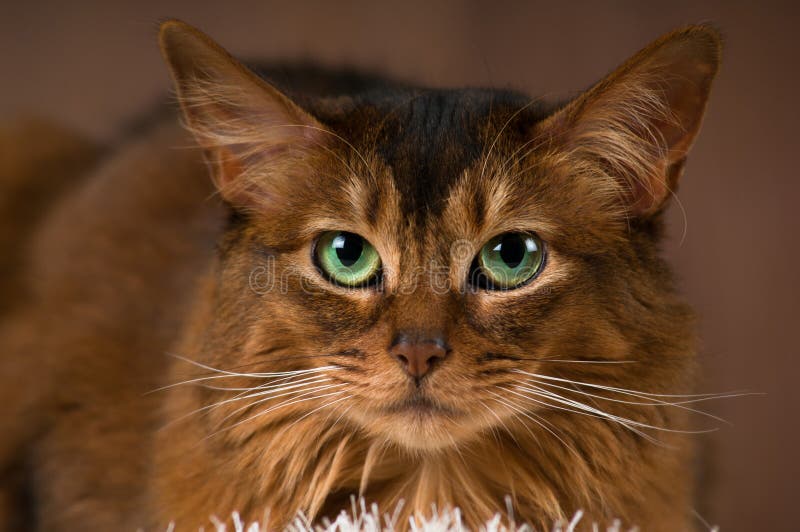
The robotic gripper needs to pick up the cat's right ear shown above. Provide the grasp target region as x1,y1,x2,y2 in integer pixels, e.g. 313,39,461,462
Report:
159,20,324,208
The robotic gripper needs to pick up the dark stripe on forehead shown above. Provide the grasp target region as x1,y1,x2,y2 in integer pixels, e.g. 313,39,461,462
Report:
371,89,531,221
307,84,555,231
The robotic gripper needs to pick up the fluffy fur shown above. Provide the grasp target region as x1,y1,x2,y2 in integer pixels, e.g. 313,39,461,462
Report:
161,501,656,532
0,21,722,531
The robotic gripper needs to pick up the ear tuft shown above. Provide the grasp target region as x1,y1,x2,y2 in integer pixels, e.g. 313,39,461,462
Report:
158,20,324,209
543,25,722,216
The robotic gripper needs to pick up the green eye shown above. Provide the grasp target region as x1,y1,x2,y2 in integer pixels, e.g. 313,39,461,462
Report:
315,231,382,287
473,232,545,289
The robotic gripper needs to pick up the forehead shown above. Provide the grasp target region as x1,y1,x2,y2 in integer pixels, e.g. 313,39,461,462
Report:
318,88,552,221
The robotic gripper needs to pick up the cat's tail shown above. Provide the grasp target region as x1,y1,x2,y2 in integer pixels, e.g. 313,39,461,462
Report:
0,118,100,314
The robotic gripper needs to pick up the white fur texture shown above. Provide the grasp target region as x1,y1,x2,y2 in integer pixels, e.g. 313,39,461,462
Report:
162,498,677,532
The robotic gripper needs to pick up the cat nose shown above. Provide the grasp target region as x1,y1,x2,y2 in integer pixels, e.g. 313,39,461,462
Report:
389,337,448,380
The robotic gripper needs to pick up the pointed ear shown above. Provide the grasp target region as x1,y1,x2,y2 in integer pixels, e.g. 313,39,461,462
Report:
158,20,324,208
541,25,721,216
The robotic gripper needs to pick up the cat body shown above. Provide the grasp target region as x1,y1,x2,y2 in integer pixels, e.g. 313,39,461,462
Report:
0,21,721,530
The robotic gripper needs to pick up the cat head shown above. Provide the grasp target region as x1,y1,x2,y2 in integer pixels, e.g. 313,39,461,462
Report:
160,21,719,451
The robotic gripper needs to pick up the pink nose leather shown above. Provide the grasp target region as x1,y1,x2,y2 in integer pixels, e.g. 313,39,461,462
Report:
389,340,448,379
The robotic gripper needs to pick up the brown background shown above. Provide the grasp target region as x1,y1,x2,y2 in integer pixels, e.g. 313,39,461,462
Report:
1,1,797,530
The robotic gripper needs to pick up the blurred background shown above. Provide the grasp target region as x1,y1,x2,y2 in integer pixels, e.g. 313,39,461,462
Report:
1,1,796,530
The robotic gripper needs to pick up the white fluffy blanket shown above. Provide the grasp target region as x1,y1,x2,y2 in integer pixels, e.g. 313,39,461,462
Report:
168,498,677,532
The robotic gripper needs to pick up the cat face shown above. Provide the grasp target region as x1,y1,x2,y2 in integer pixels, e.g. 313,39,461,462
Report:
160,22,719,451
213,97,633,451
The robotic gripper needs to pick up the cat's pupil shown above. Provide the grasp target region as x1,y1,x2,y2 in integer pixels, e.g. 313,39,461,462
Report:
497,234,526,269
332,232,364,267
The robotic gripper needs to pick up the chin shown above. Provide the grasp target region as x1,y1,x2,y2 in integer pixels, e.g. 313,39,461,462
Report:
365,400,478,452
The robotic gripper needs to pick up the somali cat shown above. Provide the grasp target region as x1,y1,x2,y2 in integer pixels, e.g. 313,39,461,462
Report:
0,20,722,531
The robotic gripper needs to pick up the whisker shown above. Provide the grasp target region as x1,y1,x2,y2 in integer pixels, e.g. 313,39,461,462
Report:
480,97,544,180
479,403,506,448
198,373,337,407
507,384,719,445
160,377,336,429
520,377,731,425
147,373,245,394
167,353,339,379
498,135,551,176
165,356,332,380
202,377,334,408
324,402,356,435
280,394,354,434
499,386,663,445
148,367,333,394
518,384,691,435
204,389,347,441
216,383,345,425
529,359,637,365
482,400,535,451
201,374,331,392
487,391,583,460
513,369,753,400
149,355,338,393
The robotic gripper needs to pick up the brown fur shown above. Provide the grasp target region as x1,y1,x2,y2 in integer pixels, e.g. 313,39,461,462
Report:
0,21,721,531
0,119,100,315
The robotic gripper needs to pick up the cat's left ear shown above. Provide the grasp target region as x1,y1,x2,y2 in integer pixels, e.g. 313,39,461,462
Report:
159,20,325,208
539,25,721,216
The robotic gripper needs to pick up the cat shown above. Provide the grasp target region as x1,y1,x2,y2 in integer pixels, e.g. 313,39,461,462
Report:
0,19,722,531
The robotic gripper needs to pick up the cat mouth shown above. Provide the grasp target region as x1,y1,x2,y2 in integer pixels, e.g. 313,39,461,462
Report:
383,394,457,417
373,393,470,450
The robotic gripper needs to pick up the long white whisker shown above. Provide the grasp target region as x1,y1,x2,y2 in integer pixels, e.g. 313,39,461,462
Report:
487,391,583,460
482,400,533,450
521,377,730,425
511,384,716,439
147,373,243,394
325,402,356,435
532,359,637,365
161,378,336,429
514,369,751,400
167,353,338,379
151,355,338,393
202,374,331,392
479,403,506,448
280,394,354,433
192,374,332,410
203,377,334,410
500,386,662,445
148,367,332,394
522,384,709,434
217,383,345,425
205,389,347,440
